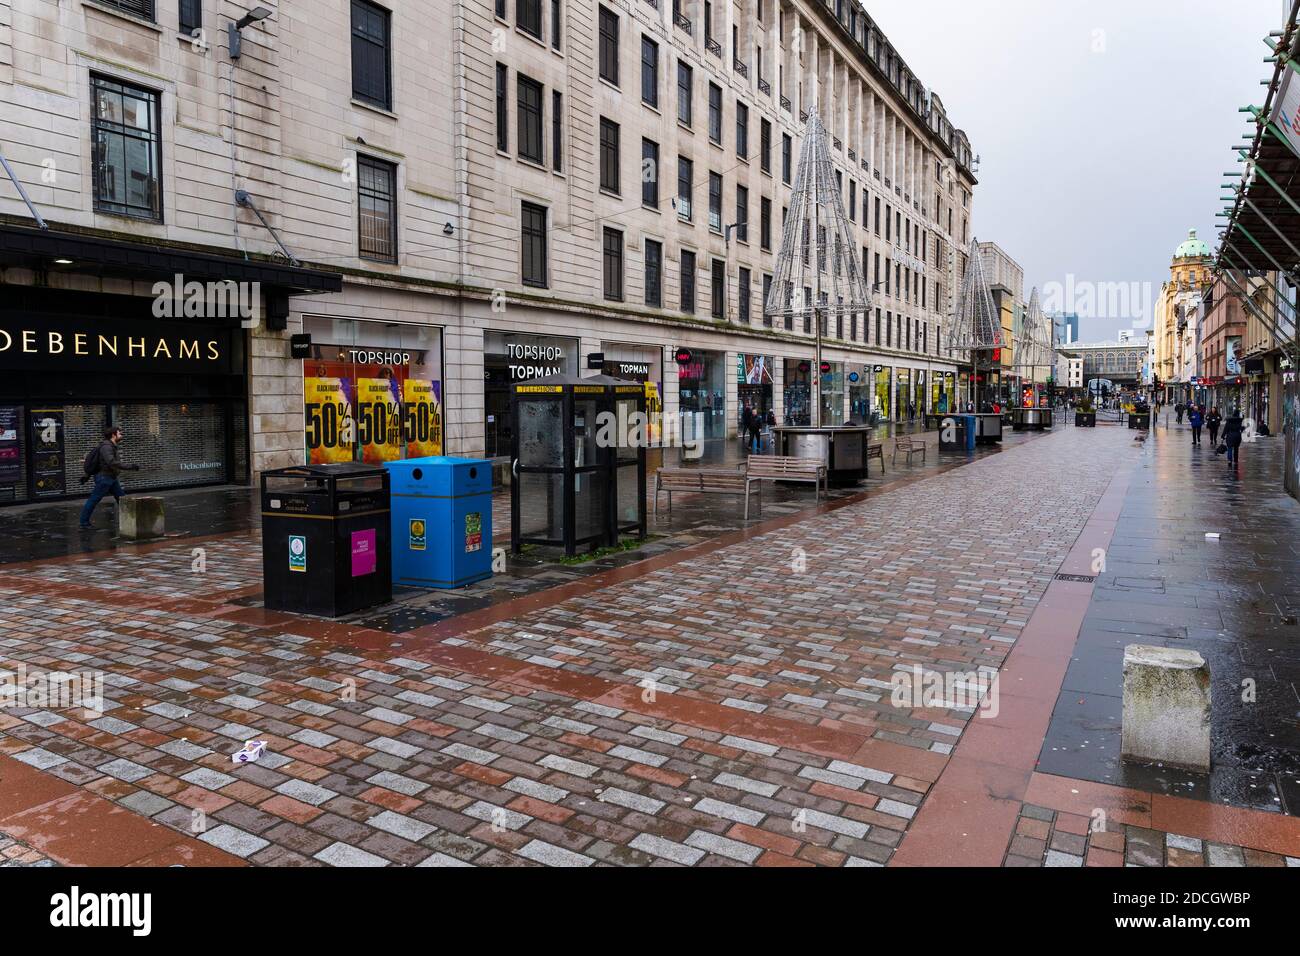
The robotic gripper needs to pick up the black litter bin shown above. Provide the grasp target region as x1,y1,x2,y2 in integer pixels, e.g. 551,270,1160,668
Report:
261,463,392,617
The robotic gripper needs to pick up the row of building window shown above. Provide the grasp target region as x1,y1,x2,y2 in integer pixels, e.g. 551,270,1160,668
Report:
520,198,936,353
97,0,200,34
88,67,399,262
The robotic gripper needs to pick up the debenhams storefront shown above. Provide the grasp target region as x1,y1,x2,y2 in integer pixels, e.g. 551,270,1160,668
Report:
0,224,341,505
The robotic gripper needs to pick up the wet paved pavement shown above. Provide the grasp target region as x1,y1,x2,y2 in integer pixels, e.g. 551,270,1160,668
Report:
2,420,1299,866
1039,421,1300,815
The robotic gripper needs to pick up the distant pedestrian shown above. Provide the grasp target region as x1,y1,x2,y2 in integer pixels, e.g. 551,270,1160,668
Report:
1206,407,1222,446
79,426,140,529
1187,405,1203,445
1223,407,1244,469
740,405,755,453
1175,402,1185,423
747,408,762,454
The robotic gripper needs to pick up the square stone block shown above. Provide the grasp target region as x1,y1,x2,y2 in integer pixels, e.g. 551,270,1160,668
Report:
1121,644,1210,772
118,496,165,540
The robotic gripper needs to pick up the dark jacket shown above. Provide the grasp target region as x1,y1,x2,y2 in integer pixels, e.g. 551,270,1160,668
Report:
1206,411,1222,430
97,440,139,478
1222,414,1245,447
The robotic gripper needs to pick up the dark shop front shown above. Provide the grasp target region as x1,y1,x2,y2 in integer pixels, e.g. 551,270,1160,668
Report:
0,286,248,504
0,223,342,506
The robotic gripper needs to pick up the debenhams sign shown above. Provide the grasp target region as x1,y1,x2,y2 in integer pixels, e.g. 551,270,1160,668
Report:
0,315,233,373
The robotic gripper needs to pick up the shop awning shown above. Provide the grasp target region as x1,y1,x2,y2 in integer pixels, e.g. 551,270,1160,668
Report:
0,222,342,296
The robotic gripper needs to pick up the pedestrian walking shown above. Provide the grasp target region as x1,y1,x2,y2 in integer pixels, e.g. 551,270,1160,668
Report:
1206,407,1222,446
1175,402,1185,424
1187,405,1203,445
79,426,141,529
740,404,755,454
1222,407,1244,469
747,408,762,454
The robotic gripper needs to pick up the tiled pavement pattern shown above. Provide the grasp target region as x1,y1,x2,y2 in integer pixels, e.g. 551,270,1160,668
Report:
456,428,1124,750
0,470,914,636
0,534,264,599
1002,803,1300,868
0,621,919,866
0,830,57,867
0,426,1141,866
1040,423,1300,813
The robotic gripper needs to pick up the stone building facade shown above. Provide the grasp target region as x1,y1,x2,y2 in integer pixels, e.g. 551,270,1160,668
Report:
0,0,977,502
1153,228,1212,403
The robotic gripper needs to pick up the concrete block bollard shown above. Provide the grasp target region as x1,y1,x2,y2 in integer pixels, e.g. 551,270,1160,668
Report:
118,496,165,540
1121,644,1211,772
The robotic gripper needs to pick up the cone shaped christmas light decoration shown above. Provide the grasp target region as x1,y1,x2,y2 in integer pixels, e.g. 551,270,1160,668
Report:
1013,288,1056,375
944,237,1003,357
764,110,873,426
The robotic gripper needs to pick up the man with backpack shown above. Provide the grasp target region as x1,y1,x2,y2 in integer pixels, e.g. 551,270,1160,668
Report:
79,426,140,530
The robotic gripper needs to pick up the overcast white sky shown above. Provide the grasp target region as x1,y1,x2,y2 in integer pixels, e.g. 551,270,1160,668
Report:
867,0,1285,340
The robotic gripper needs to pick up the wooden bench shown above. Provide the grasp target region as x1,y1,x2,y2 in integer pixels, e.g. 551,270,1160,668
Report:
893,436,927,466
744,455,828,499
655,467,762,519
866,442,885,476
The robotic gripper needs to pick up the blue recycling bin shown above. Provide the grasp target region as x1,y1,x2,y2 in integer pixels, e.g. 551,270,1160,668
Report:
936,414,977,452
958,414,977,451
385,456,493,588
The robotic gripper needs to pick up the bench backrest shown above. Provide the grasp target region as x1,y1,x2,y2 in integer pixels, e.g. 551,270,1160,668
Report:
745,455,825,477
657,468,749,491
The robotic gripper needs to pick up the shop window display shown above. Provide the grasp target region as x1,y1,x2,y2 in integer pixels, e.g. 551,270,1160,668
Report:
302,317,444,465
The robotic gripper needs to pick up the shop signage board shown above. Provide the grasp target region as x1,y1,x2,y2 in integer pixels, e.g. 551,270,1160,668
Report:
0,314,236,373
0,405,20,485
603,360,651,380
1225,337,1242,376
304,375,356,464
290,334,312,358
586,352,605,369
401,380,443,457
304,342,444,465
1273,68,1300,159
28,408,65,498
356,377,403,463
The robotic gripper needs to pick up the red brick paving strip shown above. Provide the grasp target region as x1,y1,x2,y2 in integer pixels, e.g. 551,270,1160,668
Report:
0,752,242,866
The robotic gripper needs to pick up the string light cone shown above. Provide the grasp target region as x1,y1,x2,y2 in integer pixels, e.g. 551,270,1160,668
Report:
944,237,1003,356
763,109,873,427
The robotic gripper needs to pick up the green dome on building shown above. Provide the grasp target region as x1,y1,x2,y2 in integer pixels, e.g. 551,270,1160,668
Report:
1174,228,1210,260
